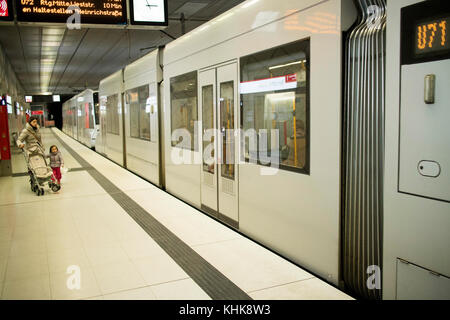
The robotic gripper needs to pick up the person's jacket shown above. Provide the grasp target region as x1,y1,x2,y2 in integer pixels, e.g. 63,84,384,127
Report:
46,151,64,168
16,123,44,155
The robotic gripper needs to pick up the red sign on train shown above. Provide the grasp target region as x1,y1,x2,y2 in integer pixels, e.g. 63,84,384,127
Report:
32,110,44,115
285,74,297,83
0,0,10,18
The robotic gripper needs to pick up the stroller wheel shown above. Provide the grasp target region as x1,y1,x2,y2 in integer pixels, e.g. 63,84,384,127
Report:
40,188,45,196
51,184,60,193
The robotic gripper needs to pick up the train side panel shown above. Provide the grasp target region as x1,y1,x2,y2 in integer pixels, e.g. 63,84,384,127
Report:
123,50,162,186
99,70,125,166
163,0,356,283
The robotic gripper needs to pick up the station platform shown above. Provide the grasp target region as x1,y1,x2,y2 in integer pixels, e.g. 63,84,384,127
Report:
0,128,353,300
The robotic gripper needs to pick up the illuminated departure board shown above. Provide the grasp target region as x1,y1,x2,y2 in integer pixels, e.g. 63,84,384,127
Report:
0,0,13,21
415,18,449,55
16,0,127,25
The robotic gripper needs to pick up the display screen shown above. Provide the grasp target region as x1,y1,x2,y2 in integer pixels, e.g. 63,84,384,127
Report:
401,0,450,65
415,18,449,55
0,0,13,21
129,0,168,26
16,0,127,25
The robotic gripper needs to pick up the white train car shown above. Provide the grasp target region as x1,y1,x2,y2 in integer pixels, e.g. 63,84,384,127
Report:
60,0,450,300
69,97,77,139
73,89,98,149
123,50,163,186
383,0,450,300
97,70,125,165
62,97,76,138
163,0,357,285
62,100,68,136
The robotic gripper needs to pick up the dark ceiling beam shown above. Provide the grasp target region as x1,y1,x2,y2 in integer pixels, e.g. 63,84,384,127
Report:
16,26,32,92
68,30,128,90
0,0,247,95
53,29,89,94
49,28,68,94
38,27,42,93
168,17,209,22
160,29,176,40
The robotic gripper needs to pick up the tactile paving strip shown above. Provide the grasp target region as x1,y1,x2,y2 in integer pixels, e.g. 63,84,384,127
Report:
52,129,251,300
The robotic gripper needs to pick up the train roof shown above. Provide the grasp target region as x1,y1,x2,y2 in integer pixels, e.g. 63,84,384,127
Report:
163,0,323,66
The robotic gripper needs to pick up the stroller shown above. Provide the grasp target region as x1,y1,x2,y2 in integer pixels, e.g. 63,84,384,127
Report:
22,148,61,196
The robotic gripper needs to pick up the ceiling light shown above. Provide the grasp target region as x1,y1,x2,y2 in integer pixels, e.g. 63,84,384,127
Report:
42,41,61,47
269,60,306,70
43,28,65,35
43,35,64,42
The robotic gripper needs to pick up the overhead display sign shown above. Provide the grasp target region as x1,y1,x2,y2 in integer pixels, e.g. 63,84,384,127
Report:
25,96,33,103
0,0,13,21
130,0,168,26
16,0,127,25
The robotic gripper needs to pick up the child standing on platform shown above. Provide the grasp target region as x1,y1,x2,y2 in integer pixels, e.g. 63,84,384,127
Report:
47,145,64,185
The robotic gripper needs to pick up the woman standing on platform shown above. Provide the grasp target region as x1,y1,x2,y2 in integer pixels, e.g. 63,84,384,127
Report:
16,116,45,155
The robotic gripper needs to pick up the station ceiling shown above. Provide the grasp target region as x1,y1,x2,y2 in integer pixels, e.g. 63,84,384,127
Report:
0,0,245,96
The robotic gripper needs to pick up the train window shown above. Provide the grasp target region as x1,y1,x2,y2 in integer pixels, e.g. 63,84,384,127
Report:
220,81,235,180
240,39,310,174
93,93,99,126
127,84,152,141
106,94,120,135
88,103,94,129
170,71,198,151
202,85,214,174
139,85,151,141
129,90,140,138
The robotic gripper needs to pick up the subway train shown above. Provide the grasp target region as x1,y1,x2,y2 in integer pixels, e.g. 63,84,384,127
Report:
61,0,450,300
62,89,99,149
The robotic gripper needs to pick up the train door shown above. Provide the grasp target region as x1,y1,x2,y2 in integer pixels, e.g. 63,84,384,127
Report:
100,96,107,155
77,102,83,142
93,92,99,148
200,62,239,228
72,104,77,139
84,101,90,147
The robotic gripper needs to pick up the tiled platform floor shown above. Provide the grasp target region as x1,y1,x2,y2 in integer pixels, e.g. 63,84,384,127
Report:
0,128,353,300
